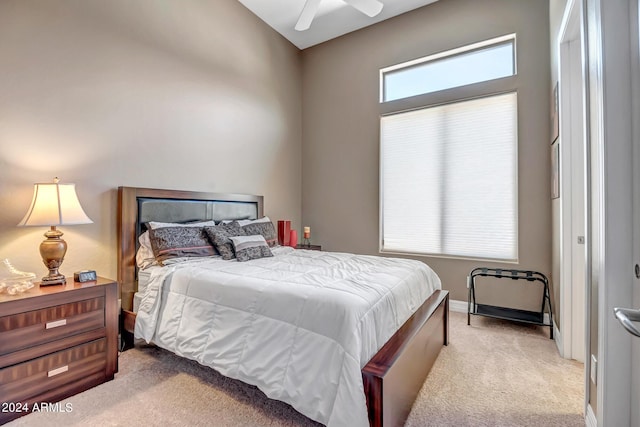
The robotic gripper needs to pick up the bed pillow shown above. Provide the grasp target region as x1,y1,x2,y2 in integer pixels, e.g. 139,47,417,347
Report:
204,222,247,260
136,220,218,269
241,217,278,247
219,217,270,227
219,218,252,226
136,233,157,270
230,235,273,262
148,226,217,265
147,220,216,230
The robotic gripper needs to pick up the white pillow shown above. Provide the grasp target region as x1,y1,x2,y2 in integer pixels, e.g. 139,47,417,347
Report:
220,216,271,227
136,232,156,270
147,220,216,229
230,234,273,262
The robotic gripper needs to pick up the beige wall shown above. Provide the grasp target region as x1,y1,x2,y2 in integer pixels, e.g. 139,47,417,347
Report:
0,0,302,280
301,0,551,302
0,0,553,308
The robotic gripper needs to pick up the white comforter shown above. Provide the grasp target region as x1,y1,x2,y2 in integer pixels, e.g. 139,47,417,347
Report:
135,247,441,426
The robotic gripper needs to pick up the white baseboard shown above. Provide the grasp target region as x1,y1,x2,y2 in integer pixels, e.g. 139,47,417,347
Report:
585,404,597,427
449,299,467,313
553,319,563,355
452,299,551,324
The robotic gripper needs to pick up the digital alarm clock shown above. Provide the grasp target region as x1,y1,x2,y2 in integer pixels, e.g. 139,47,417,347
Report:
74,270,97,283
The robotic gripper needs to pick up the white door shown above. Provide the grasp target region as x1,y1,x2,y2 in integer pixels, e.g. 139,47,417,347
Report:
585,0,635,425
567,39,586,363
617,0,640,424
630,1,640,424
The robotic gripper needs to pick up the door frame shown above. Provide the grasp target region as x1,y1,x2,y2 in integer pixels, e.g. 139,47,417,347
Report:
557,0,587,364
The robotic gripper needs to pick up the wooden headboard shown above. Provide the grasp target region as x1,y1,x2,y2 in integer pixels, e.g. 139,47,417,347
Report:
117,186,264,311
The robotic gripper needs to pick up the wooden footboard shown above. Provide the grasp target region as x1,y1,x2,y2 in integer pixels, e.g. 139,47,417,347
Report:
362,290,449,427
121,290,449,426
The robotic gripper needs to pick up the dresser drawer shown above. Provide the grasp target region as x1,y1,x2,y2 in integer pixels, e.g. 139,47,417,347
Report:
0,297,105,356
0,338,107,403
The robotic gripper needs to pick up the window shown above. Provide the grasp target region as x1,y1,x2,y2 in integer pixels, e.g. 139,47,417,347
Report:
381,34,516,102
380,35,518,262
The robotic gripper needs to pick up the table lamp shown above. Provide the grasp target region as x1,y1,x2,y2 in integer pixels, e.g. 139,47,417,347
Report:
17,178,93,285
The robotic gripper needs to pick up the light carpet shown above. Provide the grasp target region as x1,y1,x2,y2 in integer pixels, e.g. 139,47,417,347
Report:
7,312,584,426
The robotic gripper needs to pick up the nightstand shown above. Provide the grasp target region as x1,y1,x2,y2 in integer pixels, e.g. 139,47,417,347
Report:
296,244,322,251
0,277,118,423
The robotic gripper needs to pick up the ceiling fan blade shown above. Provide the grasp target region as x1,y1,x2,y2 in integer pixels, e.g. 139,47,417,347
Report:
295,0,323,31
343,0,384,17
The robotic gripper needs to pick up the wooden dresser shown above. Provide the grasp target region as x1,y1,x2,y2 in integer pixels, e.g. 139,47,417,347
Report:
0,277,118,424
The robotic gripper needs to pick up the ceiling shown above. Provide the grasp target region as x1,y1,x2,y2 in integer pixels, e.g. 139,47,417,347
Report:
238,0,439,50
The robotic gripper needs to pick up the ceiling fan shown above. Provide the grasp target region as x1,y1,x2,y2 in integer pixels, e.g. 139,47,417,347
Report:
295,0,384,31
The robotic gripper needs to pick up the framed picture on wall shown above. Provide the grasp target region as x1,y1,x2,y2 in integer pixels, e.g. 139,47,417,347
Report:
551,141,560,199
551,82,559,143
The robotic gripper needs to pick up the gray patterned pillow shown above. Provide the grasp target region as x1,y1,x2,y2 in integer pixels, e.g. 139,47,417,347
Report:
204,222,247,260
148,226,217,265
230,235,273,262
242,220,278,247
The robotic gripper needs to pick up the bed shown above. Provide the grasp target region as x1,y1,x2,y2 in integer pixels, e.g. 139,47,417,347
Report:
117,186,449,427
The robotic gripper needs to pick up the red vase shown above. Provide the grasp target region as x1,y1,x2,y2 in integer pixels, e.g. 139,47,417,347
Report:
278,220,291,246
289,229,298,247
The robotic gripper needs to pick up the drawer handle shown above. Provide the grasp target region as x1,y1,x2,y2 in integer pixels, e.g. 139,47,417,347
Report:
45,319,67,329
48,365,69,377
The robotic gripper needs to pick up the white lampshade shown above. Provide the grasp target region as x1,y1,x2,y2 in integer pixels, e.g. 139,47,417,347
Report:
18,180,92,227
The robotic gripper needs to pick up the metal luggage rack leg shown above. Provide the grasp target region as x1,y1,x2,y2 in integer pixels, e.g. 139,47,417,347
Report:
467,267,553,339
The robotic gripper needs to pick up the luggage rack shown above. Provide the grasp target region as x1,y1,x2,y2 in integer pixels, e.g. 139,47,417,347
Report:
467,267,553,339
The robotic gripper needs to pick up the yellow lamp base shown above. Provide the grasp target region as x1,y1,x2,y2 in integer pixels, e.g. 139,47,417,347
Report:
39,226,67,286
40,274,66,286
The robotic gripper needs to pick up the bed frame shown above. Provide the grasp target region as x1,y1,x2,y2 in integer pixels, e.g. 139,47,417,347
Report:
117,186,449,427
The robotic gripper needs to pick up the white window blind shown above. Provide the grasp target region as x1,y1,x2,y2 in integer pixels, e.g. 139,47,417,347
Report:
380,92,518,261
